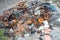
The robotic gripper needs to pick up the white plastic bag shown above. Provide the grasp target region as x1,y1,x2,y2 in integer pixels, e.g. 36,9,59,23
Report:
24,34,30,37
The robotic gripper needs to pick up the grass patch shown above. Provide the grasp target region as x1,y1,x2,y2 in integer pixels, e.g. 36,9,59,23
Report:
0,30,8,40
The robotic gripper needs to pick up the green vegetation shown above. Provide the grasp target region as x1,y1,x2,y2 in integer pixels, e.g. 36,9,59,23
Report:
0,30,7,40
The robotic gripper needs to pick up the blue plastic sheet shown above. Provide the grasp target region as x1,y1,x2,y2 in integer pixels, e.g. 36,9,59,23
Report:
50,5,57,12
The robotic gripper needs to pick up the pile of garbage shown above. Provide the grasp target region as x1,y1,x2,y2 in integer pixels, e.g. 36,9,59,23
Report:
0,1,57,40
